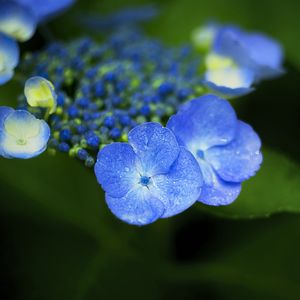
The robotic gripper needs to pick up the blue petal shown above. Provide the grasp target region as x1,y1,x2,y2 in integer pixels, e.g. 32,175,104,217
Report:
152,147,202,218
203,80,254,99
167,95,237,151
94,143,140,198
128,122,180,175
196,158,241,205
0,32,20,71
106,188,165,225
206,121,263,183
14,0,75,21
0,2,37,41
238,33,284,80
213,26,284,81
199,171,241,206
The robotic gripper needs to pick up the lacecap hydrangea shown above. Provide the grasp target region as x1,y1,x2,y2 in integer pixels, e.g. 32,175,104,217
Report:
1,8,274,225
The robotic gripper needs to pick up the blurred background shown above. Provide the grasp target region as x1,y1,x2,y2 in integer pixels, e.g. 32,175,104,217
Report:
1,0,300,299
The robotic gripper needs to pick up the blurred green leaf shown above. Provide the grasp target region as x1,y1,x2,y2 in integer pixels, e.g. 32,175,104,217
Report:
199,148,300,218
160,214,300,300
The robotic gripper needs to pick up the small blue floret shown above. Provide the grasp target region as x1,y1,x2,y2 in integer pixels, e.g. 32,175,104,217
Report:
77,149,88,160
77,97,90,108
104,116,115,128
59,129,72,141
67,106,79,118
86,134,100,148
140,105,150,116
158,82,174,96
58,142,70,152
110,127,121,139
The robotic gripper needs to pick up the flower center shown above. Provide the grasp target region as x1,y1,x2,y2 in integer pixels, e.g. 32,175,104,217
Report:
197,149,205,159
140,175,151,186
16,138,27,145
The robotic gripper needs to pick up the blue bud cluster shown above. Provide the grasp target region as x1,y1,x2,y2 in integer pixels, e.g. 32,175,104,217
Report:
18,27,206,166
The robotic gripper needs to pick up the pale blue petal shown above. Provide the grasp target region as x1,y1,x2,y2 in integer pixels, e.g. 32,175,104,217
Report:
128,122,180,175
0,69,14,85
152,147,202,218
206,121,263,183
203,80,254,98
167,95,237,151
0,2,37,41
204,67,254,88
203,67,255,98
0,106,14,158
106,188,165,225
0,32,19,68
94,143,140,198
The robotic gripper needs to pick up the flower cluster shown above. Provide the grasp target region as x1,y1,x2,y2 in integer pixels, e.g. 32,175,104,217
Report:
192,23,284,97
0,7,277,225
18,27,205,167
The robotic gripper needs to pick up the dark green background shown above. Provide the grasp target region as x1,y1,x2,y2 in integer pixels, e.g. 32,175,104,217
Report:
1,0,300,299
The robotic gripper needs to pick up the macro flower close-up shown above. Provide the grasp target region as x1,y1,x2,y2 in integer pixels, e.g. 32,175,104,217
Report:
0,0,299,299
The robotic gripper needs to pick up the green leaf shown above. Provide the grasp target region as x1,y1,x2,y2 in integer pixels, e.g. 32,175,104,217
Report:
159,214,300,300
198,148,300,218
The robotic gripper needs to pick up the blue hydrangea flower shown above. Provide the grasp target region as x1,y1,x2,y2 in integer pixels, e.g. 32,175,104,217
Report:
0,107,50,159
14,0,75,21
94,122,202,225
24,76,57,114
0,32,19,85
0,1,37,42
213,26,284,81
167,95,262,206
